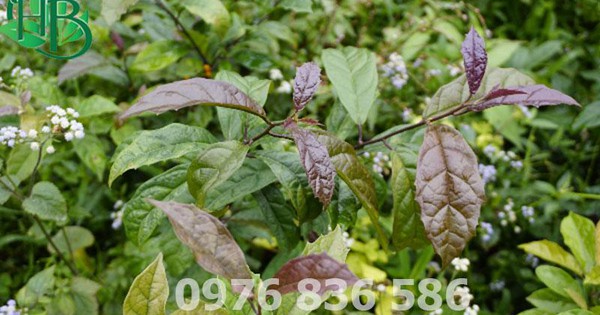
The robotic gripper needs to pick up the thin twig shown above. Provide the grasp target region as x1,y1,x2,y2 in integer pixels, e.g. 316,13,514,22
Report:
155,0,209,65
33,216,79,275
355,105,469,149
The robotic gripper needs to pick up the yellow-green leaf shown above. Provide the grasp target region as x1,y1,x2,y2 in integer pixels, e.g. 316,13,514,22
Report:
519,240,583,276
123,253,168,315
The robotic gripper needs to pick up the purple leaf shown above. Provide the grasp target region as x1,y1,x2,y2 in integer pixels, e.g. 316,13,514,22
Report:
286,122,336,207
461,27,488,95
273,253,358,295
0,106,19,117
293,62,322,111
471,85,580,111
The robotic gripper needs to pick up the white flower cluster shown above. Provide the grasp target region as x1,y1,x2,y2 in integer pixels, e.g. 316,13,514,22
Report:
489,279,506,291
447,64,463,77
402,108,413,122
480,221,494,242
269,68,294,94
427,69,442,77
342,231,354,247
0,299,20,315
111,200,125,230
498,198,517,228
46,105,84,141
522,206,535,223
381,52,409,89
478,164,496,184
482,145,524,170
526,253,540,268
11,66,34,80
363,151,391,176
451,257,470,272
453,286,480,315
0,126,27,148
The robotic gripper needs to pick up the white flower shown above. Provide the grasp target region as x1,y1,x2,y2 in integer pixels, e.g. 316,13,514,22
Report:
27,129,38,138
483,145,496,158
510,160,523,170
51,116,61,125
269,69,284,81
429,309,443,315
478,164,497,184
454,286,473,307
46,145,56,154
74,130,84,139
447,64,462,77
41,126,51,133
64,132,74,141
381,53,409,90
11,66,34,79
451,258,470,272
427,69,442,76
59,117,70,129
30,142,40,151
111,210,124,230
465,304,480,315
276,81,292,94
0,299,20,315
376,284,386,292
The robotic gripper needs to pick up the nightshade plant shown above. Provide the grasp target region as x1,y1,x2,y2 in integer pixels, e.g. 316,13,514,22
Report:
117,27,580,313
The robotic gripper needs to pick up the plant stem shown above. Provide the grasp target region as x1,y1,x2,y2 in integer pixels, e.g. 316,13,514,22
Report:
155,0,209,65
33,216,79,275
355,105,469,149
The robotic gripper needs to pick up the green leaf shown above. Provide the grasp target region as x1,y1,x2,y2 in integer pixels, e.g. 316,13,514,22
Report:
184,0,231,34
391,147,428,250
519,240,583,276
322,47,378,125
256,151,309,215
205,158,277,210
131,41,188,72
101,0,139,25
74,136,107,181
303,226,350,262
124,165,193,246
7,144,40,181
187,141,249,207
314,132,388,251
253,185,300,251
47,226,94,255
584,266,600,285
279,0,313,13
561,212,596,273
76,95,121,118
0,20,46,48
123,253,168,315
109,123,215,186
70,277,101,315
150,200,252,280
526,288,579,313
573,101,600,130
0,175,20,205
424,67,535,118
16,266,56,308
215,71,271,140
535,265,585,300
23,182,67,223
518,310,554,315
557,310,595,315
401,32,431,61
415,125,485,266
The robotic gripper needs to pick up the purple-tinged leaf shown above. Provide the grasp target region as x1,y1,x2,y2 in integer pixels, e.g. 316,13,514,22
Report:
461,27,488,95
119,78,266,121
293,62,322,111
0,106,19,117
273,253,358,295
148,200,252,280
481,85,528,102
286,123,336,207
471,84,580,112
415,125,485,267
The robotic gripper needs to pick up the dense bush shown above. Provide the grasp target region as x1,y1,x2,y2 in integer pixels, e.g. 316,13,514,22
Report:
0,0,599,314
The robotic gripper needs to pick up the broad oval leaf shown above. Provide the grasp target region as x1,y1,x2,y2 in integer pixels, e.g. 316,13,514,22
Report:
415,125,485,266
0,106,19,117
293,62,321,111
519,240,583,275
184,0,231,34
123,165,193,246
560,212,596,273
526,289,579,313
391,147,428,250
287,124,335,207
123,253,168,315
253,185,300,251
23,182,68,224
461,27,488,95
535,265,584,299
47,226,94,255
119,78,266,121
273,253,358,295
149,200,252,280
109,124,215,186
322,47,378,125
187,141,249,208
102,0,139,26
471,84,580,111
314,131,388,251
131,40,188,73
424,67,535,118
